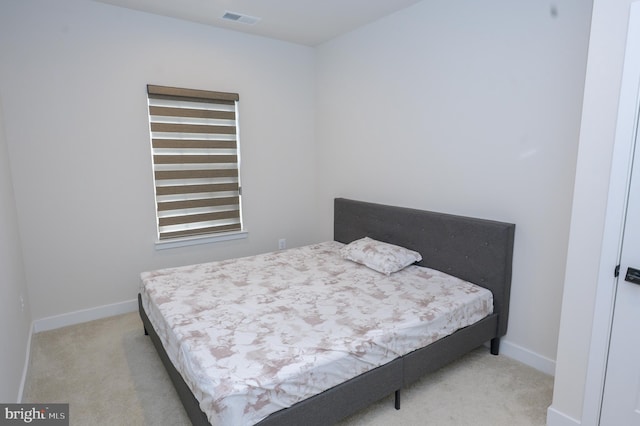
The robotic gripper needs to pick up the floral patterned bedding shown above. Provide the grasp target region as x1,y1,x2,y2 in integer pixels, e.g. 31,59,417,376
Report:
140,241,493,426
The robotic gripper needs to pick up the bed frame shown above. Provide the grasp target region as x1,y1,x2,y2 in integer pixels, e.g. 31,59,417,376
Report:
138,198,515,425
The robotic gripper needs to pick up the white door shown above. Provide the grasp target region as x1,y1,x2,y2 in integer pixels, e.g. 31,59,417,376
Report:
598,3,640,424
599,87,640,425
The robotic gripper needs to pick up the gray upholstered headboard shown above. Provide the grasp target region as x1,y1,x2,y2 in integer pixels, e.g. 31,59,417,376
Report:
334,198,515,337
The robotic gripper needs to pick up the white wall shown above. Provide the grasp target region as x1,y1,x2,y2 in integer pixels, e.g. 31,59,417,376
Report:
315,0,592,368
549,0,637,424
0,0,319,321
0,97,32,401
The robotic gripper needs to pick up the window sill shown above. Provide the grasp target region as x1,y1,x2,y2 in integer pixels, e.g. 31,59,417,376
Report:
155,230,248,250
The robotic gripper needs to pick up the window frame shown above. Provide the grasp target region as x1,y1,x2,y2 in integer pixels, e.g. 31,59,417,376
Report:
146,85,246,247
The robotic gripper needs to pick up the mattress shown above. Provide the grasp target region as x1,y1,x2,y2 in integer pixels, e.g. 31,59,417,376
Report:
140,241,493,426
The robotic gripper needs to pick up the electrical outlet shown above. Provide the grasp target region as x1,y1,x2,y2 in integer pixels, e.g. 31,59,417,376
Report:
278,238,286,250
19,295,24,312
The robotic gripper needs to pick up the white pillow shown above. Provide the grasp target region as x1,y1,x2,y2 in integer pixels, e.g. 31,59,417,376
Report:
340,237,422,275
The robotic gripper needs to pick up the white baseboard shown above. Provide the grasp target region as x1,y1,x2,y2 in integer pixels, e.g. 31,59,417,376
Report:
17,323,34,403
498,339,557,376
547,406,581,426
32,299,138,333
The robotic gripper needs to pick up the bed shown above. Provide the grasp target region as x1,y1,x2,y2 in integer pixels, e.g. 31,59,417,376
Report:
138,198,515,425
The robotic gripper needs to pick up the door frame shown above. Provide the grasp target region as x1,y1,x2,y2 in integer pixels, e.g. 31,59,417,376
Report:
581,2,640,424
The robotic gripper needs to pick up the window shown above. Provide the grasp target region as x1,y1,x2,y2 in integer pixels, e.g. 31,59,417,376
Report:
147,85,243,242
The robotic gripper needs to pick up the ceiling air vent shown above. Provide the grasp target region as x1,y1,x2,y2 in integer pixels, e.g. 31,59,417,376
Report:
221,11,261,25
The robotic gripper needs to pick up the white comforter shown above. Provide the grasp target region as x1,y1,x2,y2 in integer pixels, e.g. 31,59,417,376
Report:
140,241,493,425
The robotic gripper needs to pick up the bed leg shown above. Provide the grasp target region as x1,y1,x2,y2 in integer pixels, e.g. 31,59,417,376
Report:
490,337,500,355
144,326,149,336
394,390,401,410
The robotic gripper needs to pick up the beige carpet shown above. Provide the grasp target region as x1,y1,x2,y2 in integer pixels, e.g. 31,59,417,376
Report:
23,312,553,425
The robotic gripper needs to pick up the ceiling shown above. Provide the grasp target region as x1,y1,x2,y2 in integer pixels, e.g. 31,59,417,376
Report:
92,0,423,46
